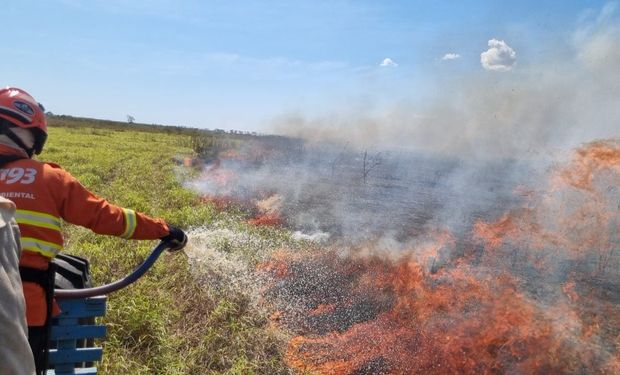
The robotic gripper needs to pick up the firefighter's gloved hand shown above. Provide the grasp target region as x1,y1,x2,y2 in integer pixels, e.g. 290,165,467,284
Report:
161,225,187,252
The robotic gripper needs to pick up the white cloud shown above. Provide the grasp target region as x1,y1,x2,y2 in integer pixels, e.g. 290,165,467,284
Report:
380,58,398,67
480,39,517,71
441,53,461,61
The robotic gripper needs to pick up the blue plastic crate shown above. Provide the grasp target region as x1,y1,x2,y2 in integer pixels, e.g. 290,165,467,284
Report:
47,296,107,375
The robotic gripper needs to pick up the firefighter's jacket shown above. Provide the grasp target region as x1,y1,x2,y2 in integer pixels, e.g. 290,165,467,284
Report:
0,145,170,326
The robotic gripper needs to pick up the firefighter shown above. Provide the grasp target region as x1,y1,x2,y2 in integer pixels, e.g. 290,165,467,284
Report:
0,87,187,374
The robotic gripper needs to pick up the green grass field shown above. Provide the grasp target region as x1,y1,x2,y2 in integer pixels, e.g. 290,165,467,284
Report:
43,117,299,374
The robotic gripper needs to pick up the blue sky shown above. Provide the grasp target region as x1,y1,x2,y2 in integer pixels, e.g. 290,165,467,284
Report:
2,0,615,132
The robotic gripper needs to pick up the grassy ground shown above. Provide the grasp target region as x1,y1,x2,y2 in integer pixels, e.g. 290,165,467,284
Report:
42,119,298,374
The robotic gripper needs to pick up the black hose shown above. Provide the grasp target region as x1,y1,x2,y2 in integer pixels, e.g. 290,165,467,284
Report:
54,241,171,299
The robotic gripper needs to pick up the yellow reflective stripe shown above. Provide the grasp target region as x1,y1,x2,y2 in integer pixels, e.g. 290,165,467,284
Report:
121,209,137,239
15,210,60,232
16,209,60,223
15,209,61,231
20,237,62,258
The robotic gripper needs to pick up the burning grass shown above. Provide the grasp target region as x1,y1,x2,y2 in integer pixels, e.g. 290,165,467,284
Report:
182,138,620,373
262,252,620,374
191,154,288,227
256,139,620,374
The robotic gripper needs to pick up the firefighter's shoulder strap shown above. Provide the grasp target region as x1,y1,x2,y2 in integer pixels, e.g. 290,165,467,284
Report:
0,154,25,166
18,266,54,288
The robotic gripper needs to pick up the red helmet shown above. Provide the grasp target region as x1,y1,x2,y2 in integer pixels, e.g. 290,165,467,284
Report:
0,87,47,155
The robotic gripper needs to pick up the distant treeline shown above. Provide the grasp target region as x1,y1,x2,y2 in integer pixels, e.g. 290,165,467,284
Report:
47,114,304,162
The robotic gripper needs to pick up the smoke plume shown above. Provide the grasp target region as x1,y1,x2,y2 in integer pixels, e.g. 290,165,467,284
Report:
270,12,620,160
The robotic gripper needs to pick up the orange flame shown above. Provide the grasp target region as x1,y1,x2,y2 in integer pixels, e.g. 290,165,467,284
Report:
271,255,608,374
248,213,283,226
558,140,620,191
248,194,284,226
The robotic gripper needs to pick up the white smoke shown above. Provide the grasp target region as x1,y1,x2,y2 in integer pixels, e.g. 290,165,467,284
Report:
271,10,620,160
189,4,620,248
480,39,517,72
292,230,331,243
574,2,620,86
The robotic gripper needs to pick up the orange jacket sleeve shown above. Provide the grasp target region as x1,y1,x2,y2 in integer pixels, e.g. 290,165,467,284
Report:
48,164,169,240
